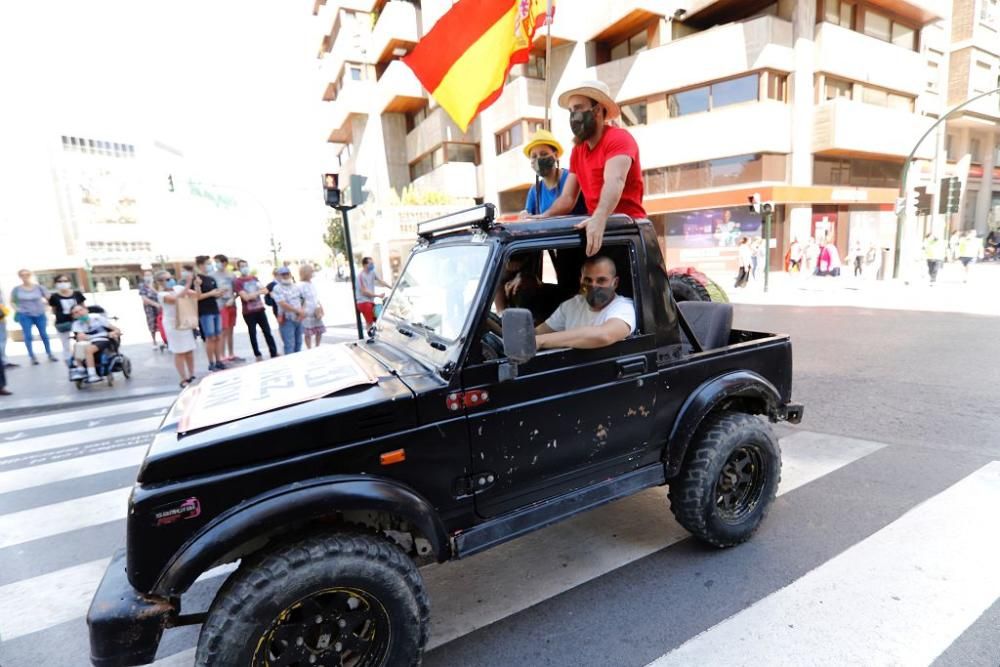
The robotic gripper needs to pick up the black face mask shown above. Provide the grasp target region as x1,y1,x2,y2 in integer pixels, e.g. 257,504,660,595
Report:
570,109,598,141
584,285,615,309
533,156,556,177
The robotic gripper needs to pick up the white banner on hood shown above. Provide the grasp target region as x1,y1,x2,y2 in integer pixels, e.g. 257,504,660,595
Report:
177,345,377,433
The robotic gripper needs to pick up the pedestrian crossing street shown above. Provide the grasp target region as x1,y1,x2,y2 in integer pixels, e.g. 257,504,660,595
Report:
0,398,997,666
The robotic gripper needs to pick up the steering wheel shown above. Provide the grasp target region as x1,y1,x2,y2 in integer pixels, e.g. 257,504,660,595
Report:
481,312,504,360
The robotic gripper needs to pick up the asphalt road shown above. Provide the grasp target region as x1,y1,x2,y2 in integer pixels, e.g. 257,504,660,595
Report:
0,303,997,666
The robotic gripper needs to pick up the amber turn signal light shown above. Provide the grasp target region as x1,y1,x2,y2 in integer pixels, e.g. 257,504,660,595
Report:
380,449,406,465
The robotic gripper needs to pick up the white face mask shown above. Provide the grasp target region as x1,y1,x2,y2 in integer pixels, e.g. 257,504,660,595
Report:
56,281,71,290
279,278,292,286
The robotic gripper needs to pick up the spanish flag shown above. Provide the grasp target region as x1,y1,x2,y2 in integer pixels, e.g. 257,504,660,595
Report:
403,0,551,132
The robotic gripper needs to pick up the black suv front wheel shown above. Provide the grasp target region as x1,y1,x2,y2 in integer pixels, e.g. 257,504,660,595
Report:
196,531,429,667
668,411,781,548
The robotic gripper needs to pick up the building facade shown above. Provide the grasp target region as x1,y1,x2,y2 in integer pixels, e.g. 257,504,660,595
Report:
314,0,997,274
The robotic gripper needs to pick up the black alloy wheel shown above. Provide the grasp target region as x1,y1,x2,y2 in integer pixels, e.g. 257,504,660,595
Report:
714,445,767,524
253,587,390,667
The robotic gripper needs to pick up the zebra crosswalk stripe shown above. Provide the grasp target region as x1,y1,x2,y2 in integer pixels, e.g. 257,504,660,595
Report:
646,461,1000,667
0,417,161,461
0,396,173,435
0,487,131,550
0,445,147,495
0,558,110,641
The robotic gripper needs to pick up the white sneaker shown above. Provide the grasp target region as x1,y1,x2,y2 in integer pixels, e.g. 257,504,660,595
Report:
85,375,104,384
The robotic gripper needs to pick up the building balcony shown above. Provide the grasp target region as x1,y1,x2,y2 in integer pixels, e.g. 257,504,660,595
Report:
628,101,793,169
946,53,1000,123
814,23,925,97
375,59,426,113
489,76,548,135
683,0,943,26
325,79,374,143
371,0,419,64
605,15,793,103
493,144,534,194
812,97,935,160
411,162,480,200
406,106,479,163
319,54,347,101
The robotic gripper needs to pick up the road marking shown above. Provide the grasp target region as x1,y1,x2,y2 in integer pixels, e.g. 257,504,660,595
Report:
646,461,1000,667
0,487,131,550
0,445,146,495
0,558,110,641
3,432,25,442
0,417,160,461
0,396,174,435
424,432,886,649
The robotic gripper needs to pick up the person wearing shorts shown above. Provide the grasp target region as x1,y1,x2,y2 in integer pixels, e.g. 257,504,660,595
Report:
69,304,119,384
195,255,226,371
212,254,242,363
356,257,391,328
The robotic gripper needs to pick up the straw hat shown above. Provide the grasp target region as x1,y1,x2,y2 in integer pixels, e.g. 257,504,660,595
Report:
523,129,564,158
557,79,620,120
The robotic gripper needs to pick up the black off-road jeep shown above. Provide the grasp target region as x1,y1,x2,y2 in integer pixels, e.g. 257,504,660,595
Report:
88,205,802,666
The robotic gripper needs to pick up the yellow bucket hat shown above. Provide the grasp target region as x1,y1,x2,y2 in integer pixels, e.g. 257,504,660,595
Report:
523,129,563,159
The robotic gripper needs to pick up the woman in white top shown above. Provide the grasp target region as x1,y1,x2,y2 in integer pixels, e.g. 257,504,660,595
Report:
156,270,197,387
734,238,753,288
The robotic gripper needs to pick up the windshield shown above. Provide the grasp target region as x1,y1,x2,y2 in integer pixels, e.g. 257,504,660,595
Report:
376,243,491,368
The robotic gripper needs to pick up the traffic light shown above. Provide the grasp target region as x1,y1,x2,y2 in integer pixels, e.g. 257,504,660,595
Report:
349,174,368,206
167,174,174,193
938,176,960,214
915,186,932,215
322,173,340,207
906,187,920,217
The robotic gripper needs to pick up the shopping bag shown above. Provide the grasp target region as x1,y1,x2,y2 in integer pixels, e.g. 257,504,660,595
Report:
176,295,199,331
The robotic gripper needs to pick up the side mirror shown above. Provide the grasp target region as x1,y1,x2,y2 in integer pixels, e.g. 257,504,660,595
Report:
501,308,536,365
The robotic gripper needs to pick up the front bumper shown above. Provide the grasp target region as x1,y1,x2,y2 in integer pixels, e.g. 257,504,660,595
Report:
87,548,177,666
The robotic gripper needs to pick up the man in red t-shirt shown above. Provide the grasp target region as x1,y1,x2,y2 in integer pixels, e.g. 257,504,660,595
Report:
537,80,646,256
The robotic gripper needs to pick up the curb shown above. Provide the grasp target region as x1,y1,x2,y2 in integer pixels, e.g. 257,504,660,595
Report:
0,388,179,420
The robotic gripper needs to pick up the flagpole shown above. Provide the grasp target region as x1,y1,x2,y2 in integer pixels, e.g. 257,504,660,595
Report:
543,0,553,130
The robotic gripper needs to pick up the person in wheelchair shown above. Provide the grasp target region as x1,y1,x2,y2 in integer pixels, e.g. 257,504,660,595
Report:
70,304,121,384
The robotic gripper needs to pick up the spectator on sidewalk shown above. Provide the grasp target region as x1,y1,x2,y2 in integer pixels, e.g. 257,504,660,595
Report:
817,237,842,277
212,254,242,363
264,268,280,319
804,237,820,275
138,270,163,351
156,270,197,387
48,275,86,361
957,230,983,283
923,235,945,285
0,287,12,369
356,257,391,327
0,354,9,395
272,266,305,354
734,238,751,288
11,268,56,365
750,238,762,280
847,240,865,278
787,238,803,273
195,256,226,371
299,264,326,349
234,260,278,361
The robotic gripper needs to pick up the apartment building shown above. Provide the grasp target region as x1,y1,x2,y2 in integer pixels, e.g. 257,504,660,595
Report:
314,0,965,274
943,0,1000,234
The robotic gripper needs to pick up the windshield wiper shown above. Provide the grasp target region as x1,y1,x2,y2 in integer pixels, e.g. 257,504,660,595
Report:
396,325,415,337
408,322,448,351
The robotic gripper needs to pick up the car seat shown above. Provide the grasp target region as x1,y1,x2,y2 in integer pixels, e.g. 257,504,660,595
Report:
677,301,733,351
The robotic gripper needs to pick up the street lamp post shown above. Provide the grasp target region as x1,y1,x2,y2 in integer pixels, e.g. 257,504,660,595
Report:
334,204,365,340
892,86,1000,279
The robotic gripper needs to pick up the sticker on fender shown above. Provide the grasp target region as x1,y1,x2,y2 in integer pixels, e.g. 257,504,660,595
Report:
153,497,202,526
176,345,377,433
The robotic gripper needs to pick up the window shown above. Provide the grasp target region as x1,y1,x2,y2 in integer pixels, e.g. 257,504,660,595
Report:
825,77,853,100
446,143,478,164
973,61,993,93
927,60,939,92
607,26,649,63
508,53,546,82
813,157,902,188
824,0,854,28
862,9,891,41
861,86,888,106
766,72,788,101
982,0,999,27
495,119,544,154
410,142,478,180
667,73,761,117
620,100,647,127
644,154,783,193
405,106,428,133
887,92,912,111
349,66,362,81
891,22,914,49
970,138,982,163
946,134,956,160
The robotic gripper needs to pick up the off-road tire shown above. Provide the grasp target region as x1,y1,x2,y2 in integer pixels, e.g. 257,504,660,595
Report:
668,273,712,303
668,411,781,548
195,531,429,667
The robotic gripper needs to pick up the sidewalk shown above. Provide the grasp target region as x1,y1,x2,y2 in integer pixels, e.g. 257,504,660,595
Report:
709,261,1000,317
0,325,361,418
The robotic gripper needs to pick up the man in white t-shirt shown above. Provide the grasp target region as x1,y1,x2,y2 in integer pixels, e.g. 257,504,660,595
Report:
535,255,635,349
69,304,120,383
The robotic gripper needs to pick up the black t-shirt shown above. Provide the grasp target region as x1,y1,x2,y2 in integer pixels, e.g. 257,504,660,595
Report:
48,291,86,324
197,274,220,315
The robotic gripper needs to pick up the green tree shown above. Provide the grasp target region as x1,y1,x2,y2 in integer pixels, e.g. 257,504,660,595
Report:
323,213,347,260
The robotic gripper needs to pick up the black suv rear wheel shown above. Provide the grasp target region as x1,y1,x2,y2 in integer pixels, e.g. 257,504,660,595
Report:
196,531,429,667
668,411,781,547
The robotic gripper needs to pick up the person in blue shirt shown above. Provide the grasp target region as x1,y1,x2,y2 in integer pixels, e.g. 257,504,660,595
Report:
521,129,587,217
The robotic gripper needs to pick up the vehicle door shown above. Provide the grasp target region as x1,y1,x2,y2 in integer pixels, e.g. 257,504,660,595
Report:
459,235,660,518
